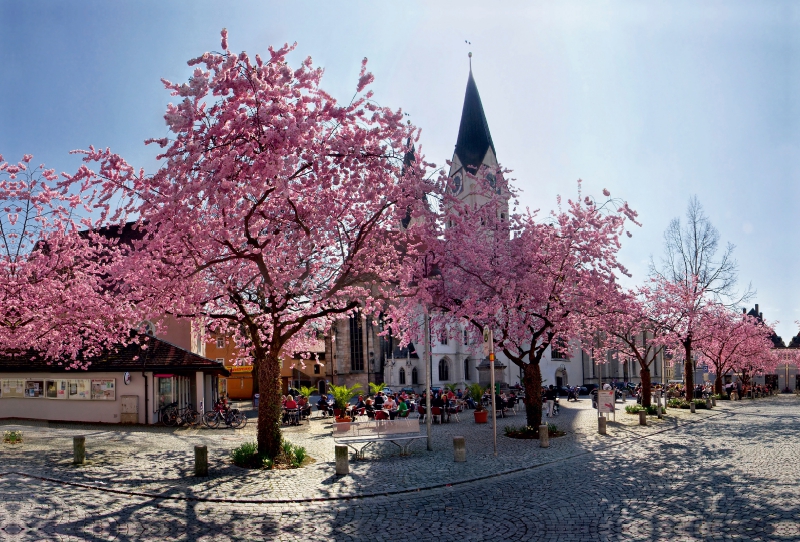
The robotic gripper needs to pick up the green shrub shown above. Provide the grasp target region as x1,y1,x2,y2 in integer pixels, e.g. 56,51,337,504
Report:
667,399,691,409
547,423,558,434
712,393,729,400
626,404,660,415
293,445,307,466
692,399,708,409
231,441,262,468
231,439,308,469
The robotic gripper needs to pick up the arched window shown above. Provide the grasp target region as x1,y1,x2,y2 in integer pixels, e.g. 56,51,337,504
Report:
438,359,449,381
464,358,470,381
399,368,406,385
412,367,419,385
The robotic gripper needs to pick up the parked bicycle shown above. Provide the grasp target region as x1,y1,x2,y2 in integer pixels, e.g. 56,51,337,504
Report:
160,402,200,427
203,398,246,429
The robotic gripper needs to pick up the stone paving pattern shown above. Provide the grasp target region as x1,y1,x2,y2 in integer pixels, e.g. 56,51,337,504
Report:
1,395,799,540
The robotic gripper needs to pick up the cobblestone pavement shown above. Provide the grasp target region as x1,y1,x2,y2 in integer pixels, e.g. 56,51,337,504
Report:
1,395,798,540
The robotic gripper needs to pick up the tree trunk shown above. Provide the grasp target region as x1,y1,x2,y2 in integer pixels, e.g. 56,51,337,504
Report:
256,351,282,458
640,366,652,407
683,340,694,401
714,374,723,395
523,363,543,432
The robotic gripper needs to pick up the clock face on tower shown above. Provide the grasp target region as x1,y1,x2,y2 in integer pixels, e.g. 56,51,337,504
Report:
452,173,463,195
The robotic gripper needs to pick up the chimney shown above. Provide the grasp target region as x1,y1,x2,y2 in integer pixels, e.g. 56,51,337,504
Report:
742,308,746,314
755,304,759,314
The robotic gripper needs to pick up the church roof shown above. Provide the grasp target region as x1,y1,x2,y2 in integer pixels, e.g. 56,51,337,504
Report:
454,70,496,172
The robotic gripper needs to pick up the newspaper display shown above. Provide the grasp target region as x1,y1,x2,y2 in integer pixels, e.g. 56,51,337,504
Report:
1,379,25,398
0,378,114,400
91,379,116,401
68,379,92,400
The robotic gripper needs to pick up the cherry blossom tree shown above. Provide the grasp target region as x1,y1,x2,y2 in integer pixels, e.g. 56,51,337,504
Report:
697,306,776,395
593,287,666,407
651,197,752,400
65,31,430,457
406,174,639,429
0,154,140,367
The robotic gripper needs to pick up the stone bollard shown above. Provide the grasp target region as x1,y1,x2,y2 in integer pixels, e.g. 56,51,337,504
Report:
598,416,607,435
453,436,466,462
73,436,85,465
194,445,208,477
711,397,716,407
335,445,349,475
657,404,663,419
538,424,550,448
690,402,696,413
639,411,647,426
706,398,712,410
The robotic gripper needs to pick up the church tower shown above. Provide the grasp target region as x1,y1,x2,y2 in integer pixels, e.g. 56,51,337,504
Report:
448,56,507,217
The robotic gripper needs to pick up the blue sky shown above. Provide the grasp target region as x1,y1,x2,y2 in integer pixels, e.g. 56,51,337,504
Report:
2,1,798,340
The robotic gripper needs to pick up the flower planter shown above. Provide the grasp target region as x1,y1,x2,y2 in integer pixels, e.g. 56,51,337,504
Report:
474,410,488,424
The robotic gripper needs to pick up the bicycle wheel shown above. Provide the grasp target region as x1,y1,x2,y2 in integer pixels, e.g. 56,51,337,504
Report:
231,411,246,429
184,409,200,426
203,411,220,429
162,406,179,427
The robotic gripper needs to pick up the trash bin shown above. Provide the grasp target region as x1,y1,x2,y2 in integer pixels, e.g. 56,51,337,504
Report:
253,394,260,408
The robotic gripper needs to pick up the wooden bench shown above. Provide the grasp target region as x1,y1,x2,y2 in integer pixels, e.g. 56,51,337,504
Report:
332,418,423,459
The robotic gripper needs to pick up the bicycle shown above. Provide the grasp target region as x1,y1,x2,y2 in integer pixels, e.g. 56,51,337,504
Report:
161,402,200,427
203,399,246,429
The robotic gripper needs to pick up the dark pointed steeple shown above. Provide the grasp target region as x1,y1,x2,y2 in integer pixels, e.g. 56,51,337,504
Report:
454,65,496,173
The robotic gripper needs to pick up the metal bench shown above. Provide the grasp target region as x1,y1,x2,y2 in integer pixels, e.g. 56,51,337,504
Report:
332,418,424,459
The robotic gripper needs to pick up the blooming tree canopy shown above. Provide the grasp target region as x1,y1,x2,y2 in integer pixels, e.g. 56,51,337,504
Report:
405,174,639,428
699,306,777,393
592,286,666,407
66,31,431,456
0,155,140,367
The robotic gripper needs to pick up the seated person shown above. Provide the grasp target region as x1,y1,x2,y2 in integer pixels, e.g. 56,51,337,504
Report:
374,392,385,409
355,395,366,410
297,396,311,418
284,396,298,410
365,398,376,419
317,396,333,416
396,399,409,418
383,395,395,410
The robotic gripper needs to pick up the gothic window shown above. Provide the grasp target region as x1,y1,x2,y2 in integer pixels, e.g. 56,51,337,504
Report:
399,368,406,385
438,359,449,381
551,338,568,360
441,332,448,346
412,367,419,385
464,358,470,380
349,314,364,371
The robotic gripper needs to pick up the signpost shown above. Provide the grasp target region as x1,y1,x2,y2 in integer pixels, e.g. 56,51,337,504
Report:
597,389,615,421
484,326,497,457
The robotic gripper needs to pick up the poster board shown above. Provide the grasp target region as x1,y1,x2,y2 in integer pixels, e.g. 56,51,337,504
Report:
25,380,45,398
1,379,25,398
91,379,116,401
598,389,616,420
45,379,69,399
68,379,91,400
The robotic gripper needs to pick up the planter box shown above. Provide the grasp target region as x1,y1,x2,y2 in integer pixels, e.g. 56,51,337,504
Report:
474,410,489,424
